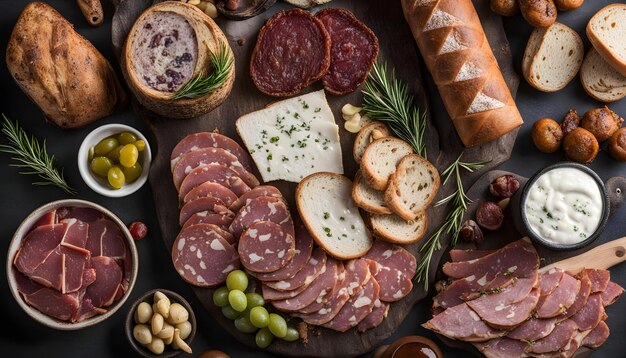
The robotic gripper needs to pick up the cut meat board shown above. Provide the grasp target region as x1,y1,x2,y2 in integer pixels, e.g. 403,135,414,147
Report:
435,170,626,357
112,0,519,356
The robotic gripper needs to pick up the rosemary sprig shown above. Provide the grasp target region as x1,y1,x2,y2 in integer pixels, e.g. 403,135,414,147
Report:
171,40,233,100
415,153,489,290
362,62,427,157
0,114,75,194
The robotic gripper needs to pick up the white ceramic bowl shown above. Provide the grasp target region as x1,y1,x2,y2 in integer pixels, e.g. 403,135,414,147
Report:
6,199,139,330
78,123,152,197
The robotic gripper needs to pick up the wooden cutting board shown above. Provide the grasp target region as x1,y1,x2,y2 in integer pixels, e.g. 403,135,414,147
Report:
111,0,520,356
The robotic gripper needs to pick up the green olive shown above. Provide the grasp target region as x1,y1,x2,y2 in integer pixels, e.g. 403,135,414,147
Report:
135,140,146,152
90,157,113,177
107,145,123,162
117,131,138,145
88,147,94,162
122,162,142,183
94,137,119,156
107,166,125,189
119,144,139,168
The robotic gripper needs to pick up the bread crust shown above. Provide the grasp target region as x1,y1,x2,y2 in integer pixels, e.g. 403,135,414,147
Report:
353,122,391,163
352,170,393,215
360,137,413,191
587,4,626,77
368,211,428,245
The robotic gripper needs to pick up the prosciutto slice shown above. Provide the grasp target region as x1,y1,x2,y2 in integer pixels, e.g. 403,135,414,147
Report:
449,249,495,262
423,303,504,342
526,319,578,354
570,294,605,331
506,317,557,341
536,273,580,318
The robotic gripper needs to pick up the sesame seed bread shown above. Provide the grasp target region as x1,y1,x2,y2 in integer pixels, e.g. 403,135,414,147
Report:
352,170,392,215
368,211,428,245
360,137,413,191
587,4,626,77
353,122,391,163
580,48,626,102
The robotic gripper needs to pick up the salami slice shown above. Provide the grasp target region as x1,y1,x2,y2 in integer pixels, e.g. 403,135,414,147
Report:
179,164,251,200
238,221,295,273
357,299,389,333
371,263,413,302
363,240,417,278
322,278,380,332
179,196,231,226
250,9,331,97
172,226,239,287
170,132,253,172
185,224,236,245
182,212,233,230
229,196,294,239
263,248,326,295
315,9,379,95
182,182,239,206
229,186,284,213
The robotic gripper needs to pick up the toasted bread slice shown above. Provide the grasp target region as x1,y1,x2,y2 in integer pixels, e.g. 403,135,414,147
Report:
352,170,392,215
384,154,440,221
587,4,626,77
580,48,626,102
353,122,391,163
368,211,428,245
360,137,413,191
296,172,373,259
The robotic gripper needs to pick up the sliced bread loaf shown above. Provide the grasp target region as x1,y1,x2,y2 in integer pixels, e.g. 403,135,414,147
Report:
580,48,626,102
352,170,392,215
360,137,413,191
353,122,391,163
384,153,440,221
523,22,584,92
368,211,428,245
296,172,373,259
587,4,626,77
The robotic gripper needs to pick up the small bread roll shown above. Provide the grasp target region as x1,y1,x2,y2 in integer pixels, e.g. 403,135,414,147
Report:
580,106,624,142
532,118,563,153
563,127,599,164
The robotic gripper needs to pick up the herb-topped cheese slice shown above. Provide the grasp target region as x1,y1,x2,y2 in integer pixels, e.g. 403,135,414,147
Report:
236,90,343,183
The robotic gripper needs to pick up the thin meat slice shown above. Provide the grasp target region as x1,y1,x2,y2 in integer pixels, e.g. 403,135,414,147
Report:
600,281,624,306
170,132,254,172
585,268,610,293
322,278,379,332
56,207,103,222
179,164,251,200
13,267,45,295
183,182,238,205
179,197,230,226
263,248,326,293
14,223,67,275
536,273,580,318
582,320,610,348
434,273,516,310
229,186,284,213
172,227,239,287
22,287,80,321
526,319,578,354
85,218,127,259
371,262,413,302
84,256,123,308
507,317,558,341
238,221,295,273
254,222,314,282
449,249,495,262
194,224,235,245
561,329,592,358
362,240,416,278
299,262,345,314
316,9,378,95
559,271,592,319
474,338,529,358
538,268,564,296
32,210,56,228
357,299,389,333
229,196,294,239
423,303,504,342
182,212,233,230
571,294,605,331
476,288,540,329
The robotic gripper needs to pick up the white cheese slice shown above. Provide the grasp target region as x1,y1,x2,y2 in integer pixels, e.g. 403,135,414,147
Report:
236,90,343,183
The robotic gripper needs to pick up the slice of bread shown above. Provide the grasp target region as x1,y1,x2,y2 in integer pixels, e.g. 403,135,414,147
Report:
384,153,440,221
523,22,584,92
353,122,391,163
352,170,392,215
296,173,373,259
587,4,626,77
368,211,428,245
522,27,547,83
580,48,626,102
360,137,413,191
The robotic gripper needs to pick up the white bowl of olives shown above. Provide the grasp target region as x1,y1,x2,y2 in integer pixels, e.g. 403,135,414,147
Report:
78,123,152,197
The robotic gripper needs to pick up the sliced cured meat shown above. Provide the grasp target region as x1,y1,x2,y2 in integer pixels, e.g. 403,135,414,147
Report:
85,218,127,259
56,207,103,222
357,299,389,333
474,338,529,358
363,240,417,278
14,223,67,275
264,248,326,292
179,196,231,226
474,288,540,329
538,268,564,296
254,222,314,282
182,211,233,230
560,271,592,319
434,273,515,310
322,278,379,332
315,9,378,95
272,257,340,312
13,267,44,295
172,226,239,287
371,263,413,302
536,273,580,318
238,222,295,273
571,294,605,331
298,262,345,314
170,132,253,172
585,268,610,293
84,256,123,308
195,224,235,245
526,319,578,354
183,181,238,206
600,281,624,306
250,9,331,97
32,210,56,228
582,320,610,348
507,317,558,341
229,196,294,239
449,249,495,262
172,147,259,190
22,287,80,321
229,186,284,213
561,329,591,358
423,303,504,342
178,164,251,200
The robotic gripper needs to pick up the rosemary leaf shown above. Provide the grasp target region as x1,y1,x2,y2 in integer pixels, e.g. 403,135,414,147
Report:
0,114,75,194
171,40,233,100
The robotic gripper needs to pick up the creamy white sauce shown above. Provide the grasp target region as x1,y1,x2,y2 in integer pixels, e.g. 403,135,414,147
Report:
524,167,603,245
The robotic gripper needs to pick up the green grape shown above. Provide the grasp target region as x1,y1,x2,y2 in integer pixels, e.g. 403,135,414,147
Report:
221,305,241,320
249,306,269,328
226,270,248,292
90,157,113,177
212,287,229,307
121,162,142,183
94,137,119,156
135,140,146,152
268,313,287,338
245,293,264,309
119,144,139,168
107,166,125,189
255,327,274,349
234,316,258,334
228,290,247,312
117,131,138,145
283,327,299,342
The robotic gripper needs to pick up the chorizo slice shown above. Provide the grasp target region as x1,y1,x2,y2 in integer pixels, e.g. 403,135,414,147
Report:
238,221,295,273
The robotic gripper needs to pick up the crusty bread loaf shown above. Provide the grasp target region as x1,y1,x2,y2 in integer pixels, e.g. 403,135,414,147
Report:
353,122,391,163
401,0,523,147
296,173,373,259
352,170,392,215
360,137,413,191
587,4,626,77
580,48,626,102
368,211,428,244
384,154,440,221
522,22,583,92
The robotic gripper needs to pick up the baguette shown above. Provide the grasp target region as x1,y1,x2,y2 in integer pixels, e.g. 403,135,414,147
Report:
587,4,626,77
352,170,392,215
368,211,428,245
401,0,523,147
360,137,413,191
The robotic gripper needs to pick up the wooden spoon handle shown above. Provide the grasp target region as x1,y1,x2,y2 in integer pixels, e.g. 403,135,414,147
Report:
540,237,626,274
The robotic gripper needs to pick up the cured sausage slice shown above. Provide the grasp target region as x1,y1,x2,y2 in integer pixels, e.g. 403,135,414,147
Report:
182,211,234,230
183,182,238,205
170,132,254,172
254,222,314,282
363,240,417,278
250,9,331,97
315,9,379,95
172,226,239,287
321,278,379,332
179,164,251,200
238,221,295,273
357,299,389,333
371,263,413,302
172,147,259,190
297,262,345,314
263,248,326,293
229,186,284,213
229,196,294,239
179,197,233,226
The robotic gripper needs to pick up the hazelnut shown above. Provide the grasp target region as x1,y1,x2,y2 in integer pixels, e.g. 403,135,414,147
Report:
475,202,504,231
460,220,484,244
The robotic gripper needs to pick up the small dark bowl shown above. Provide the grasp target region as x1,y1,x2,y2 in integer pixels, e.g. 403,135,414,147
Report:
125,289,197,358
519,162,609,251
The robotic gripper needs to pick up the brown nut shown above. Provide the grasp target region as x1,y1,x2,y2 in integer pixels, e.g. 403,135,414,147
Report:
475,202,504,231
563,127,600,164
561,109,581,136
460,220,484,244
581,106,624,142
609,128,626,161
491,0,519,16
519,0,557,28
532,118,563,153
553,0,584,11
489,175,520,198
